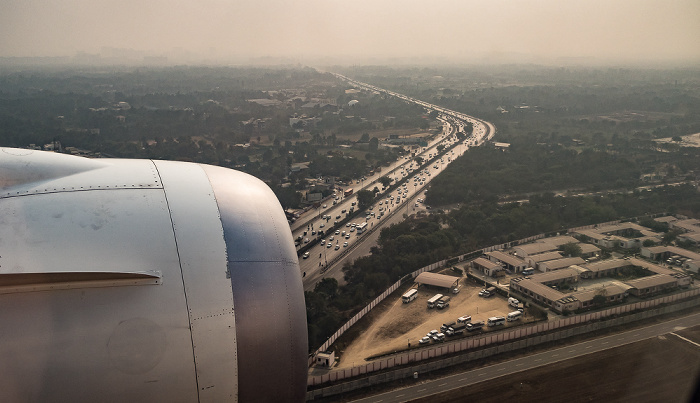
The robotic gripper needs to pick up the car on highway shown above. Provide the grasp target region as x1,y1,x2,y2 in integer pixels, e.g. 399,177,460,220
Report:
334,245,340,250
419,336,431,345
326,243,332,248
343,242,348,247
302,252,309,259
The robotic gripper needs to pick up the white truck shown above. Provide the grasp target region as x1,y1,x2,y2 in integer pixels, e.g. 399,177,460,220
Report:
427,293,443,309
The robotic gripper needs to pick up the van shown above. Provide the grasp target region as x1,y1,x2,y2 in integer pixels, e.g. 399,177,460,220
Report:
487,316,506,327
457,315,472,324
466,321,484,331
508,297,520,308
507,311,522,322
522,268,534,276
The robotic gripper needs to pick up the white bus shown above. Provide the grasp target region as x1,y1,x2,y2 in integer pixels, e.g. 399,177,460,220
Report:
356,222,368,234
427,293,443,309
487,316,506,326
507,311,522,321
402,289,418,303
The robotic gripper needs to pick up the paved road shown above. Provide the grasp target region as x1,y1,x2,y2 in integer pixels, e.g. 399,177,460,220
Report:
350,311,700,403
299,75,495,290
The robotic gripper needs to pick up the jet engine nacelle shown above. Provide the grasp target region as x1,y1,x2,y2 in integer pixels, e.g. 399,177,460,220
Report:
0,148,307,402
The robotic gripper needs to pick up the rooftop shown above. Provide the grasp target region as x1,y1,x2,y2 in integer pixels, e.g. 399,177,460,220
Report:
486,250,527,267
624,274,678,289
415,272,460,289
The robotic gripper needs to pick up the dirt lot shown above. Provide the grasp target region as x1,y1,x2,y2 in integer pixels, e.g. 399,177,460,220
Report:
410,325,700,403
334,275,531,369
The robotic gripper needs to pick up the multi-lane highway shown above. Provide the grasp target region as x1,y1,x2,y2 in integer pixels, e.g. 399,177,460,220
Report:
298,75,495,290
350,311,700,403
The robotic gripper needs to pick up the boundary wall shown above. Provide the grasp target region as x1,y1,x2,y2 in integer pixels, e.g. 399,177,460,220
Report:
307,289,700,399
309,215,668,365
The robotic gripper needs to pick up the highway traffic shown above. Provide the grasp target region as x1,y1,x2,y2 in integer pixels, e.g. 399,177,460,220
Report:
296,74,496,289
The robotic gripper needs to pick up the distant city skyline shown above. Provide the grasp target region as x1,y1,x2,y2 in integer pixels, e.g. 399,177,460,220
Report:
2,0,699,66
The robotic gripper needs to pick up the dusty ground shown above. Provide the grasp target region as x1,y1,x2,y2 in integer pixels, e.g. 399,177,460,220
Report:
333,274,529,369
409,325,700,403
655,132,700,148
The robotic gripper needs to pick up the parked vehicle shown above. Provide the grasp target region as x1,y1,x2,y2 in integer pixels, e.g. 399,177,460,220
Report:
508,297,520,308
436,296,451,309
457,315,472,324
440,321,456,332
446,323,467,336
466,321,484,331
402,289,418,304
507,311,522,322
427,293,443,309
487,316,506,326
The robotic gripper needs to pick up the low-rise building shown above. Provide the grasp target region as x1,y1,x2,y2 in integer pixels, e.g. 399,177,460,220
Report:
538,257,586,272
471,257,503,277
625,274,678,298
525,251,563,269
485,250,528,273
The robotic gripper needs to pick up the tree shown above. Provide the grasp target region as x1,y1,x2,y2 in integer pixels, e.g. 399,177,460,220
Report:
360,132,370,142
662,229,683,245
560,242,582,257
314,278,338,299
378,176,393,187
414,156,424,166
592,294,607,306
356,189,375,210
368,137,379,151
642,239,656,247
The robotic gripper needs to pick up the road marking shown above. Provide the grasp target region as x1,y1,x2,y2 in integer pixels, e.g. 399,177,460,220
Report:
438,383,447,387
497,368,505,371
478,373,485,376
670,332,700,348
586,345,592,349
395,394,404,398
602,341,609,345
516,363,523,367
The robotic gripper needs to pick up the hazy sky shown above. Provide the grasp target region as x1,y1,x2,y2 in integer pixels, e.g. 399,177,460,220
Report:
2,0,699,65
